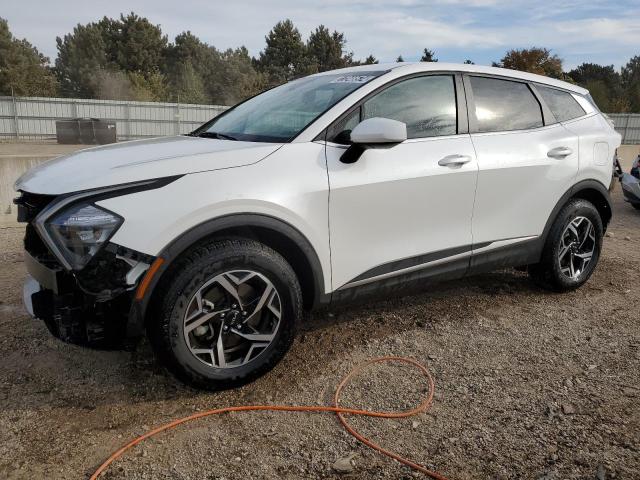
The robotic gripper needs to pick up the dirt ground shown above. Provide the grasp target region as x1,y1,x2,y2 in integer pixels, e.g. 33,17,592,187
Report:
0,153,639,480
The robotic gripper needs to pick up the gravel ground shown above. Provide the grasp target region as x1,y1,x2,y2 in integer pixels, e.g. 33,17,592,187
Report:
1,167,639,479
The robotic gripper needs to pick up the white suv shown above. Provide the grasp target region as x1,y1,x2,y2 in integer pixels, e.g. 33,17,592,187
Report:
15,63,621,389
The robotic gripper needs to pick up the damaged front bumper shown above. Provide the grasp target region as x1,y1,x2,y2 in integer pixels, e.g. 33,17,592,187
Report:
22,240,154,347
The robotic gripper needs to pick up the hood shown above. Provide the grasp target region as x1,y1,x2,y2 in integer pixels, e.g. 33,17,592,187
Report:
15,136,283,195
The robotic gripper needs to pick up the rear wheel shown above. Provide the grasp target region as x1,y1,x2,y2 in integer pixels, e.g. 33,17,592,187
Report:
149,239,302,390
529,199,603,292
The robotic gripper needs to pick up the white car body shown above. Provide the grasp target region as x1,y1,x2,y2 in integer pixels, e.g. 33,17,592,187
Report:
15,62,621,340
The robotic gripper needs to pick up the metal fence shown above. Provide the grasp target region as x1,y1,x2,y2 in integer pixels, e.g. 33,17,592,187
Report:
1,95,640,144
0,95,229,142
607,113,640,145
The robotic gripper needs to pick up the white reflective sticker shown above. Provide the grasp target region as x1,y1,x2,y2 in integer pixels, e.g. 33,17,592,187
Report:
330,75,375,84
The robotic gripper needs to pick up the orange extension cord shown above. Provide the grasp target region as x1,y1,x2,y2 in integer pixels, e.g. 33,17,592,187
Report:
90,357,450,480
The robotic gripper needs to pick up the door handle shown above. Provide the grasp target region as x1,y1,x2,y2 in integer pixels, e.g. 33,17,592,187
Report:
547,146,573,159
438,154,472,167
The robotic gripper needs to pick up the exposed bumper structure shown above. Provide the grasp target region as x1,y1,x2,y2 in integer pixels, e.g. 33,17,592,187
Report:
22,244,149,346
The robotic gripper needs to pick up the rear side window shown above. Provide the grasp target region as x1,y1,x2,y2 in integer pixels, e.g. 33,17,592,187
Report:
536,85,586,122
470,76,543,133
362,75,457,139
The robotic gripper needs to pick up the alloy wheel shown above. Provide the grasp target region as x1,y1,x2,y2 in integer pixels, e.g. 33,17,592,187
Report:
182,270,282,368
557,216,596,280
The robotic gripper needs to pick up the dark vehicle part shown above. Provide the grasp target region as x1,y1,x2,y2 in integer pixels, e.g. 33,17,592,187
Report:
16,190,155,347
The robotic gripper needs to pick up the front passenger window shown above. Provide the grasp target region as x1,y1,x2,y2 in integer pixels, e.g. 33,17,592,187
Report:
362,75,457,139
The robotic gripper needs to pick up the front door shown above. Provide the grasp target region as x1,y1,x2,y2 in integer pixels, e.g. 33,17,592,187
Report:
325,74,479,291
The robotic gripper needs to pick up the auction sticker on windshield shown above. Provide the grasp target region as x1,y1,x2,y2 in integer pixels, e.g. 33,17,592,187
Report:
330,75,376,83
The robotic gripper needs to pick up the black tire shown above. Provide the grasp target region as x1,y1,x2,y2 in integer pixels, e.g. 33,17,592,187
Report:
148,238,302,390
529,199,603,292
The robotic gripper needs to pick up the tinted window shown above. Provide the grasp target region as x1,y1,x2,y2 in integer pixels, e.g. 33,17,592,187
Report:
363,75,457,139
200,71,384,142
536,85,586,122
329,108,360,143
470,76,543,132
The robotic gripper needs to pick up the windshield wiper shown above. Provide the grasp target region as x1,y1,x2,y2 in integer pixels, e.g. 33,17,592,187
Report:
194,131,238,141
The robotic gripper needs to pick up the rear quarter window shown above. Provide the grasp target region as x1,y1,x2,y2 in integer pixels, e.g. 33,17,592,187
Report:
469,76,543,133
536,85,586,122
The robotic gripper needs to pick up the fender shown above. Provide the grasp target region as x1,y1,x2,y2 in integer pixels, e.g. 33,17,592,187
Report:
127,213,327,336
540,179,612,247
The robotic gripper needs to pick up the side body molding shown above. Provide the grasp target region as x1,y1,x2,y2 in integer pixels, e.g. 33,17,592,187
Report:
469,178,613,274
128,214,327,336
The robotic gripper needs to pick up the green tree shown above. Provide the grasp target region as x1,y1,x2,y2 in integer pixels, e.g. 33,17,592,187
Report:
0,17,58,96
55,22,108,97
170,62,207,103
101,13,167,74
210,47,264,105
622,56,640,113
164,31,216,102
306,25,350,72
569,63,626,112
464,59,474,65
56,13,168,100
363,54,378,65
420,48,437,62
164,31,263,105
256,20,309,86
396,55,404,62
496,47,564,79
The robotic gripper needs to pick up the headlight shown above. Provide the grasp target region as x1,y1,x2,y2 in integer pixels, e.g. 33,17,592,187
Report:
45,203,123,270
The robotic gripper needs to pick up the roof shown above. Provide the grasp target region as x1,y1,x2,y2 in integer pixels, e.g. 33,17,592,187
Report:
318,62,588,96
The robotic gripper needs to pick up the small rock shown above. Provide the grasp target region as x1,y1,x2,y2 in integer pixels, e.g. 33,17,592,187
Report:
561,403,576,415
587,364,597,370
234,457,241,462
605,231,614,238
564,379,573,388
333,453,357,473
624,236,631,241
622,387,637,396
596,464,606,480
412,420,420,430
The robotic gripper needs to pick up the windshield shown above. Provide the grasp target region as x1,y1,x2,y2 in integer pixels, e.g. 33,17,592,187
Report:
196,71,385,142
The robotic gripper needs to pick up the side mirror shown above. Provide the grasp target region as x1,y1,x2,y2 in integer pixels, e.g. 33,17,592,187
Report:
340,117,407,164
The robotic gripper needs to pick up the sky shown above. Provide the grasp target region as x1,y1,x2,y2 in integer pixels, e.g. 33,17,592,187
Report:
4,0,639,70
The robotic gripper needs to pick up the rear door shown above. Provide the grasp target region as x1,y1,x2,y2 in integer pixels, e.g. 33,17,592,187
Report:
325,73,479,291
464,75,580,268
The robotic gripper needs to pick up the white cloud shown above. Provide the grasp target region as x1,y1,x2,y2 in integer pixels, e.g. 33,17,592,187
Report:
2,0,636,68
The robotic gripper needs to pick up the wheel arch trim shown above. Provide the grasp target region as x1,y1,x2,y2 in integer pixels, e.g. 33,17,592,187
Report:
127,213,328,337
541,179,612,248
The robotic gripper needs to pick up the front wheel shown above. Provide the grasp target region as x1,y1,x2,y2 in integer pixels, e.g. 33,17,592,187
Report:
529,199,603,292
149,239,302,390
